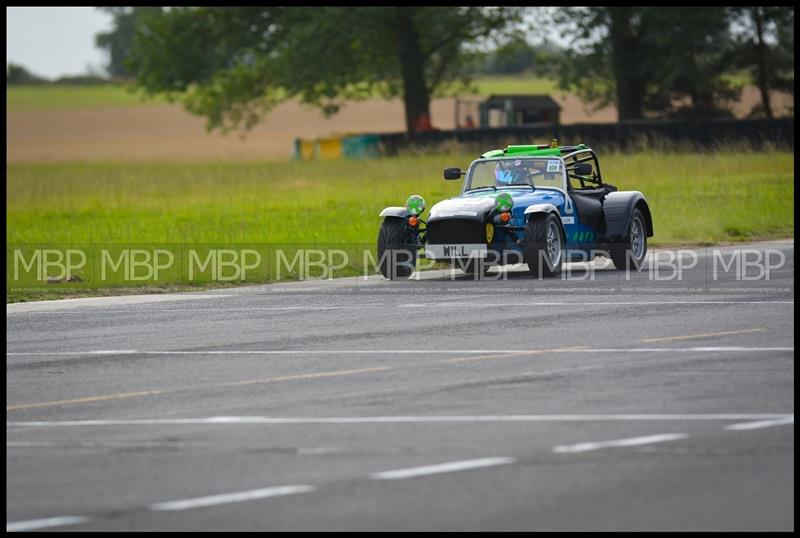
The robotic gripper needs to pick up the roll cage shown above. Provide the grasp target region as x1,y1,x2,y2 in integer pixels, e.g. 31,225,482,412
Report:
463,144,608,194
560,147,604,190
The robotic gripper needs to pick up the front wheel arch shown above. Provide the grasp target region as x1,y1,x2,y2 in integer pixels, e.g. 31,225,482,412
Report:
377,217,417,279
523,212,565,278
525,210,565,243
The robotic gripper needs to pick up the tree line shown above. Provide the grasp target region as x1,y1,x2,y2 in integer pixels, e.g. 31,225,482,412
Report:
12,7,793,134
551,7,793,120
6,63,108,86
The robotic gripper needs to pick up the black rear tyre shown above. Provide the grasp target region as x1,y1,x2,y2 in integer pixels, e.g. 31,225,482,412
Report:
377,218,416,279
523,213,564,278
610,208,647,272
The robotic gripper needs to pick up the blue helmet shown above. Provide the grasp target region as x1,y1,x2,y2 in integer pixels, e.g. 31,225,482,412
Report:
495,160,525,184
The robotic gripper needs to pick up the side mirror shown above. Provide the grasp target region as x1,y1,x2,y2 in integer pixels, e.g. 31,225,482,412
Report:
573,162,593,176
443,167,463,180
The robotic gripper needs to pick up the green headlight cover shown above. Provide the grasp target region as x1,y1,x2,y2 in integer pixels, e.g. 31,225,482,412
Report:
406,194,425,216
495,192,513,212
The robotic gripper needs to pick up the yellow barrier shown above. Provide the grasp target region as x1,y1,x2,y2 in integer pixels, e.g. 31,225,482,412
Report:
317,137,343,159
294,135,348,160
299,139,316,160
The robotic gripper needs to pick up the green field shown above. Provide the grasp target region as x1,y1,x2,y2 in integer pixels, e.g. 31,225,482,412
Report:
6,150,793,301
469,75,561,96
6,84,167,111
7,76,561,111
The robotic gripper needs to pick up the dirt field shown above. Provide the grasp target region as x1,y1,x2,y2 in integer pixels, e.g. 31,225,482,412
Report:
6,87,791,162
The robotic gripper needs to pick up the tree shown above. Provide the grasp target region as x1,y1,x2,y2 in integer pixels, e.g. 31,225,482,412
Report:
551,7,741,120
550,7,663,120
606,7,649,120
472,36,562,76
653,8,740,118
127,7,521,135
6,63,48,85
551,7,646,120
730,7,794,118
95,7,163,78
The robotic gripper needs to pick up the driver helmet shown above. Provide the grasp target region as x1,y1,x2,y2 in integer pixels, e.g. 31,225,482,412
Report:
495,160,526,184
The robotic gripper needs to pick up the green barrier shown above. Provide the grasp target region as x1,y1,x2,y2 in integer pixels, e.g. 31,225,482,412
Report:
342,134,380,159
294,134,379,160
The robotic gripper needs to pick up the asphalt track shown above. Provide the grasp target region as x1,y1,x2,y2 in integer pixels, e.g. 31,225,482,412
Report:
6,241,794,531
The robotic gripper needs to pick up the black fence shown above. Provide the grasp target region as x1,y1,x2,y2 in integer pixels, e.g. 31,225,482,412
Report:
376,117,794,155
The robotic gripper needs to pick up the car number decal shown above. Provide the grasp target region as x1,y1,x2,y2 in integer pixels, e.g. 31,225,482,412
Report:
424,244,487,258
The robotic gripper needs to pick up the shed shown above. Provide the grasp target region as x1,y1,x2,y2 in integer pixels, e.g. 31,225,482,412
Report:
479,94,561,128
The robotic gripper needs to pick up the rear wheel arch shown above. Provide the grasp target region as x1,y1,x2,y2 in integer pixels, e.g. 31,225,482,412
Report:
609,207,648,271
634,199,654,237
601,191,652,242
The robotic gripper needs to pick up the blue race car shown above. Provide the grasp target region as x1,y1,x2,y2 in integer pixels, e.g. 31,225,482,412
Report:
377,141,653,279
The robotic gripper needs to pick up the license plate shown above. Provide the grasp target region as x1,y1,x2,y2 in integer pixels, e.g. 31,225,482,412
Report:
423,244,488,259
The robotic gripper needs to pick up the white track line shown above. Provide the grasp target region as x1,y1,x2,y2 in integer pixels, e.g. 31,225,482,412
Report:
5,346,794,356
725,416,795,430
7,515,89,532
400,301,794,308
6,294,229,314
8,414,792,428
11,306,362,314
553,433,689,454
9,300,795,315
371,458,515,480
150,485,315,511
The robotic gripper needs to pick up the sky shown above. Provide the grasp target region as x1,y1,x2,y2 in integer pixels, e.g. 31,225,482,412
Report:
6,6,114,78
6,6,566,80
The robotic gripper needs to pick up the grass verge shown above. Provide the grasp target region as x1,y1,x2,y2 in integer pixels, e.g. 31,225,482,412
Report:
7,150,793,302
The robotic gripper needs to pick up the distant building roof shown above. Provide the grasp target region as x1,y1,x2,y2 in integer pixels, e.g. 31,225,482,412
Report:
484,94,561,111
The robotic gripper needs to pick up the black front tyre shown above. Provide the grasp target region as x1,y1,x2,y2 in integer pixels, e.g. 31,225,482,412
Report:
523,213,564,278
610,208,647,272
377,218,417,279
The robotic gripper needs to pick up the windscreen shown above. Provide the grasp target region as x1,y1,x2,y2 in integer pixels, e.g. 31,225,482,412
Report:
466,158,565,191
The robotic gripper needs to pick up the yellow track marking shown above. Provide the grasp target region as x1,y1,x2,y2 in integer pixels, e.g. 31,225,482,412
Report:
7,367,392,411
641,328,765,343
7,390,167,411
218,367,392,387
441,346,589,364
